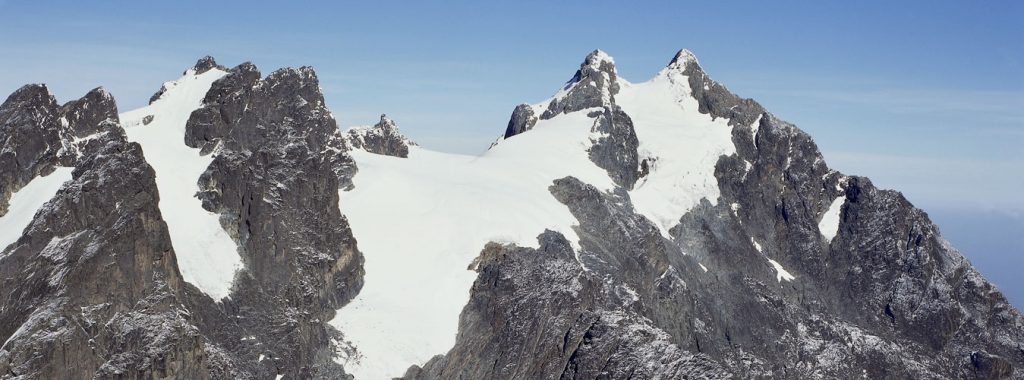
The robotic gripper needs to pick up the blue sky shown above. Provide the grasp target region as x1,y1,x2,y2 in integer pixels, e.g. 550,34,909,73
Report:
1,1,1021,306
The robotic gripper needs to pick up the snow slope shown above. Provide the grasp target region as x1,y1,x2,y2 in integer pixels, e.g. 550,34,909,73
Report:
0,167,73,252
331,111,617,379
332,62,741,378
616,67,736,235
120,68,242,300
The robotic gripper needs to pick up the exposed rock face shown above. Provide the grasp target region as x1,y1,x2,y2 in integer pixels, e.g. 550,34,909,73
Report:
585,107,640,191
539,50,621,119
0,85,118,216
502,104,537,139
405,50,1024,379
0,85,62,217
346,114,417,158
0,97,214,378
2,58,365,379
182,61,364,379
405,230,729,380
503,49,642,190
191,55,227,75
1,50,1022,380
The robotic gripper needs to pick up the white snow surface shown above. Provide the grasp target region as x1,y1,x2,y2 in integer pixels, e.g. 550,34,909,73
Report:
0,167,73,252
768,258,796,282
616,67,736,235
332,108,618,379
332,62,739,379
120,68,242,300
819,196,846,242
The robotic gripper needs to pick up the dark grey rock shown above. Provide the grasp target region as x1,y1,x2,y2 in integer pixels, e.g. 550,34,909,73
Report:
503,104,537,139
190,55,227,75
182,61,364,379
540,49,620,119
675,49,1024,378
404,230,729,380
0,128,215,379
670,49,764,130
586,107,640,190
0,84,119,218
424,49,1024,379
2,50,1022,380
0,84,61,217
346,114,417,158
58,87,118,138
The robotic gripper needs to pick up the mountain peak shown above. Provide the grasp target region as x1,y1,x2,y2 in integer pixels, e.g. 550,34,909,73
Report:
670,49,698,65
667,49,701,72
574,49,617,81
377,113,396,128
5,83,53,102
583,49,616,71
537,49,622,120
189,55,225,75
346,114,416,157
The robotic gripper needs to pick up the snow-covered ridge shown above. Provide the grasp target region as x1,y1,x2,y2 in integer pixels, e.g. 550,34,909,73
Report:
120,68,242,300
0,167,74,253
332,50,740,379
332,108,618,379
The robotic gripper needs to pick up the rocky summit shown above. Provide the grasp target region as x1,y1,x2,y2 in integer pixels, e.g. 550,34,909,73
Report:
0,51,1021,380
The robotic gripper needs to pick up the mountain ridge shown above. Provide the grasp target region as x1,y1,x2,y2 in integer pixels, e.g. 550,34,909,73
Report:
0,50,1020,379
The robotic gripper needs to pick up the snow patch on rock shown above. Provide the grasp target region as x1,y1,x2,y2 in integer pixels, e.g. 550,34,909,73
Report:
0,167,73,252
768,259,796,282
819,196,846,242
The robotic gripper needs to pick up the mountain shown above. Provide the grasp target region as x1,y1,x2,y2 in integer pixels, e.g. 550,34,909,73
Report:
0,51,1020,379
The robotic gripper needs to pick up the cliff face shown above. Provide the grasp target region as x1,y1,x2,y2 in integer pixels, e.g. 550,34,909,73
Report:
0,84,210,379
1,51,1021,380
180,61,363,379
1,58,366,379
403,50,1024,379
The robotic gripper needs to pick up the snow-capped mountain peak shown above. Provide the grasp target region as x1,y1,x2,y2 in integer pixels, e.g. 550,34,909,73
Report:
1,49,1021,380
668,48,700,69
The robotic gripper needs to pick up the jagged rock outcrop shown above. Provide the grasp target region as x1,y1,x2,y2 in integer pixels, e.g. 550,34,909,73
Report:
404,230,729,380
502,50,641,189
182,59,364,378
402,49,1024,379
1,49,1021,380
0,85,117,216
0,101,215,378
503,104,537,139
346,114,417,158
2,57,367,379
